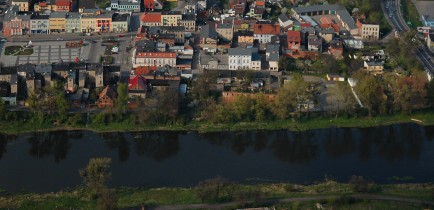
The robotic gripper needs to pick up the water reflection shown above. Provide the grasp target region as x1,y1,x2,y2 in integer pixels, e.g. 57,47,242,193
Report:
0,134,16,159
270,130,318,164
27,131,82,162
133,132,180,161
100,133,130,162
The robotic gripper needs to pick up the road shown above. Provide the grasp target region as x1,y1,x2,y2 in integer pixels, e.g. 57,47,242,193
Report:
383,0,434,79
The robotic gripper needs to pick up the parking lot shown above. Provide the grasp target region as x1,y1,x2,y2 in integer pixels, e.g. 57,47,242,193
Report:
0,41,92,66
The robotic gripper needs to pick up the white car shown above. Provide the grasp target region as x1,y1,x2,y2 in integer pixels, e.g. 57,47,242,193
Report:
56,38,63,41
0,39,6,42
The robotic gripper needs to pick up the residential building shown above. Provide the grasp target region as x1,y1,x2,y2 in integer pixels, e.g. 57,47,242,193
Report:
96,12,113,32
3,7,30,36
200,23,218,52
11,0,29,12
161,11,182,26
247,0,265,18
278,13,294,29
143,0,155,10
159,26,185,43
307,35,323,52
181,14,195,32
128,75,148,98
291,4,359,36
422,15,434,28
184,2,196,14
154,0,163,10
228,47,261,70
266,44,279,71
237,31,254,47
112,13,130,32
87,63,104,88
319,28,334,42
49,11,67,33
363,60,384,75
78,0,98,12
199,54,229,70
216,23,233,41
356,19,380,40
30,14,50,34
65,12,81,33
34,64,52,87
287,30,301,50
253,21,281,44
34,1,54,12
55,0,72,12
81,14,97,33
328,40,344,59
97,86,117,108
141,12,161,26
111,0,141,12
133,49,177,68
0,67,18,95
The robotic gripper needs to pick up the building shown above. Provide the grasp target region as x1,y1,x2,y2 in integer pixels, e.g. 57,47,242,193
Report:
253,21,281,43
356,19,380,40
65,12,81,33
200,23,218,52
278,13,294,29
319,28,334,42
141,12,162,26
112,13,130,32
307,35,323,52
34,1,54,12
3,7,30,36
111,0,141,12
0,67,18,95
228,47,261,70
128,75,148,98
87,63,104,88
422,15,434,28
363,60,384,75
266,44,279,71
199,54,229,70
161,11,182,26
287,30,301,50
11,0,29,12
133,51,177,68
143,0,155,10
216,23,233,41
49,11,67,33
291,4,359,36
97,86,117,108
56,0,72,11
30,14,50,34
96,12,113,32
34,63,52,87
181,14,195,32
237,31,254,47
328,40,343,59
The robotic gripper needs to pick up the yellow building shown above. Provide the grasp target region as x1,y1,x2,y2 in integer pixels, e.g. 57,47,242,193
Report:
34,2,54,12
161,11,182,26
11,0,29,11
81,15,97,33
49,12,67,33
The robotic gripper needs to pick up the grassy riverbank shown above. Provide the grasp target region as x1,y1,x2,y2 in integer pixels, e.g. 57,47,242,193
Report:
0,181,432,209
1,109,434,135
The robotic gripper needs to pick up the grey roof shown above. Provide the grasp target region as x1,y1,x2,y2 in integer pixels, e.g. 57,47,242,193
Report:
320,28,335,34
34,64,52,74
292,4,357,30
366,61,384,66
308,35,323,45
50,11,67,19
67,12,81,19
266,44,279,54
301,26,315,34
160,26,185,31
117,0,141,5
31,14,50,20
0,67,17,75
182,14,195,21
228,47,253,56
112,13,129,22
12,0,28,2
162,11,181,15
79,0,97,9
200,23,218,39
217,23,233,29
269,53,278,62
17,63,35,73
200,54,228,65
278,13,290,22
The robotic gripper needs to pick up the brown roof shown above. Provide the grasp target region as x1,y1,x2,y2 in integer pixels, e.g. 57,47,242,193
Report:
99,86,117,99
254,23,280,35
141,12,161,23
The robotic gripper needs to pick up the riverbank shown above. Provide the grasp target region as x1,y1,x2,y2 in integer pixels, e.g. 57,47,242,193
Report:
1,109,434,135
0,181,432,209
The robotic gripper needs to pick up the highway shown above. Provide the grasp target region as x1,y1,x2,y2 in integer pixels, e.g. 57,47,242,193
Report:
384,0,434,79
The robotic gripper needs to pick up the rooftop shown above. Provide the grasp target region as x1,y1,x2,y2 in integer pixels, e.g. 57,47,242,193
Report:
228,47,253,56
292,4,357,30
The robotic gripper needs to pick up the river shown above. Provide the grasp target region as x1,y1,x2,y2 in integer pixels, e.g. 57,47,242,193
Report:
0,123,433,193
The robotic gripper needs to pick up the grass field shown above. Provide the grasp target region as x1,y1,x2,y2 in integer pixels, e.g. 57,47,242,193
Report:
4,46,33,56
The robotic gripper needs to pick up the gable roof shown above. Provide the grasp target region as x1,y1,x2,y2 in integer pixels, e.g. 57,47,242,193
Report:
99,85,117,99
254,22,280,35
201,23,218,39
141,12,161,23
128,75,147,90
287,30,301,42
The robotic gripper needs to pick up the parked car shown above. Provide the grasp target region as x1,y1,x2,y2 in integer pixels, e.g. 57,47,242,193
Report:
118,34,125,37
56,38,63,41
0,38,6,42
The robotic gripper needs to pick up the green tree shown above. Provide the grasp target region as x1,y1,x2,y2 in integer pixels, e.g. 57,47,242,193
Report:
79,157,112,199
115,83,129,117
97,189,118,210
426,79,434,106
329,82,356,117
0,99,5,120
354,72,387,117
55,92,68,123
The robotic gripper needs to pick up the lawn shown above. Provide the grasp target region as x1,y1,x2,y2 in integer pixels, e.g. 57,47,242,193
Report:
4,46,33,56
401,0,422,28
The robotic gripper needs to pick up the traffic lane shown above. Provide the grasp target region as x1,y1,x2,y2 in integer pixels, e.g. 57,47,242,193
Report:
417,48,434,71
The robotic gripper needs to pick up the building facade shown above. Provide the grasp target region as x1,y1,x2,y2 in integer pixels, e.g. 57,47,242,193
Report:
111,0,141,12
133,51,177,68
30,14,50,34
357,19,380,40
112,13,129,32
66,12,82,33
49,11,67,33
34,1,54,12
11,0,29,11
161,11,182,26
228,48,261,70
55,0,72,11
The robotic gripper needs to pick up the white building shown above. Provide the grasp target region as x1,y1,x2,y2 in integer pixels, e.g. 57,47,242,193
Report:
228,47,261,70
30,14,50,34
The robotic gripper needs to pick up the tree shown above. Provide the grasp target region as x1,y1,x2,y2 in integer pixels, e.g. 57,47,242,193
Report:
195,177,232,203
426,79,434,106
329,82,356,117
115,83,129,116
55,92,68,122
0,99,5,120
79,157,112,199
353,72,387,117
349,175,368,193
97,189,118,210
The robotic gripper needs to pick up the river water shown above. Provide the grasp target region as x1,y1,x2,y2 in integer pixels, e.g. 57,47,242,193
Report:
0,123,434,193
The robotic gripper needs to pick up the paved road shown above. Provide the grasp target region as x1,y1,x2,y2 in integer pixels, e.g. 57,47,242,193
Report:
122,194,434,210
383,0,434,79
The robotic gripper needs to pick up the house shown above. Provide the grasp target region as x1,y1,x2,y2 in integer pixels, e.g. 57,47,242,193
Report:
161,11,182,26
228,47,261,70
326,73,345,81
49,11,67,33
140,12,161,26
111,0,141,12
216,22,233,41
356,19,380,40
55,0,72,12
266,44,279,71
181,14,195,32
11,0,29,11
35,1,54,12
103,65,121,85
307,35,322,52
128,75,148,98
237,31,254,47
143,0,154,11
287,30,301,50
363,60,384,75
97,86,117,108
95,12,113,32
0,67,18,95
159,26,185,43
319,17,339,32
232,17,256,32
247,0,265,18
0,81,17,106
87,63,104,88
112,13,130,33
66,87,89,106
199,54,229,70
81,14,97,33
34,64,52,87
133,50,177,68
3,7,30,36
254,21,281,44
65,12,81,33
200,23,218,52
30,14,50,34
18,64,37,94
278,13,294,29
319,28,334,42
422,15,434,28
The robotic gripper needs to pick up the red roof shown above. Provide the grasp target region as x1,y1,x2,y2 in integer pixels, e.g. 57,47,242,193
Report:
144,0,154,9
128,75,148,90
38,2,47,7
287,30,301,42
254,23,280,35
320,17,333,25
141,12,161,23
136,52,176,58
56,0,71,7
135,66,157,75
256,0,265,6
